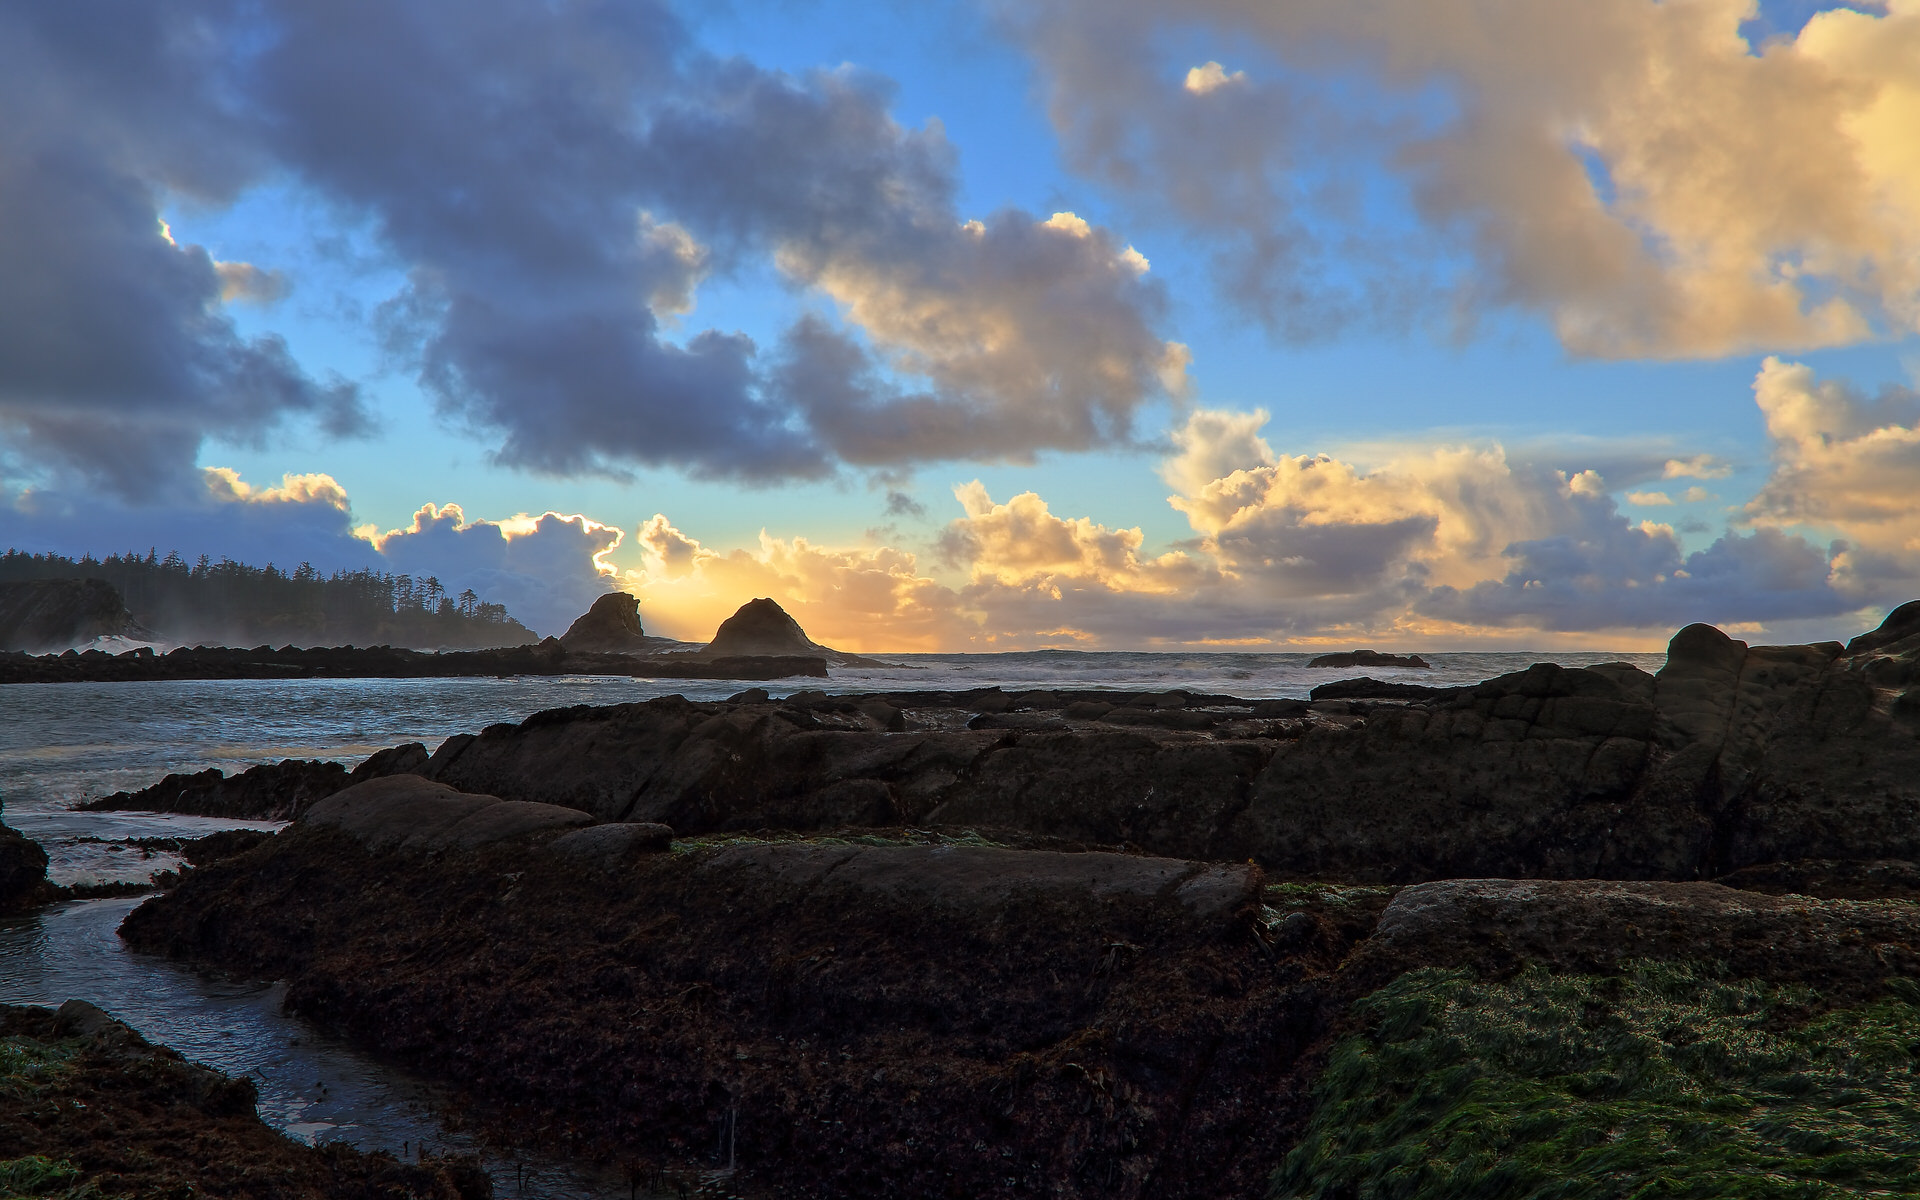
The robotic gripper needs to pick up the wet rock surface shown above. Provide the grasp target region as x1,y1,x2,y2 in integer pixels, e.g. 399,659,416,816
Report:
83,757,352,820
124,825,1331,1200
86,604,1920,878
0,819,52,912
0,1001,490,1199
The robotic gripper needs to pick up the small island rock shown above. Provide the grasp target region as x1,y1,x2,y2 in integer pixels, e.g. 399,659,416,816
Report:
1306,648,1432,670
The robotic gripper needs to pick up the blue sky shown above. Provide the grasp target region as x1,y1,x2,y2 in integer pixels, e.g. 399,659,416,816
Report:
4,0,1918,647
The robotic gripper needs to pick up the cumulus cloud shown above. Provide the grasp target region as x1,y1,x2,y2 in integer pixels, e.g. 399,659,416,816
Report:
0,4,370,499
5,467,621,636
641,68,1186,465
1743,356,1920,562
370,504,621,636
2,0,1183,499
624,515,967,648
5,469,377,572
1007,0,1920,356
610,359,1920,650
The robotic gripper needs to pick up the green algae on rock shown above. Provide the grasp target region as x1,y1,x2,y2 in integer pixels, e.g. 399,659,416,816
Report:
1275,963,1920,1200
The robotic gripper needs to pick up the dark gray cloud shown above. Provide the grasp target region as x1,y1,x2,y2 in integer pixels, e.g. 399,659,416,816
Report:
1423,523,1859,632
0,1,361,498
1,0,1183,499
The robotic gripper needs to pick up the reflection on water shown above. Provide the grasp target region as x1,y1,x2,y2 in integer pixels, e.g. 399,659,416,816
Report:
0,897,627,1197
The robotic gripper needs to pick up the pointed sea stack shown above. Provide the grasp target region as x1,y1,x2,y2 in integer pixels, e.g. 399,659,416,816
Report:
698,597,892,667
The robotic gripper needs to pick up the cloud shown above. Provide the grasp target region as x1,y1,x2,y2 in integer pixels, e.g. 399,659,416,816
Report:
0,27,364,498
624,515,968,648
4,467,620,636
1663,454,1733,480
1183,62,1246,95
608,359,1920,649
1742,356,1920,560
640,67,1186,466
4,469,378,572
371,504,622,636
3,0,1184,498
1006,0,1920,356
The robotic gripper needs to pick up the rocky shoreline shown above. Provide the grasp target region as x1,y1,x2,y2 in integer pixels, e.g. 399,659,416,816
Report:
27,601,1920,1196
0,1000,490,1199
0,640,828,684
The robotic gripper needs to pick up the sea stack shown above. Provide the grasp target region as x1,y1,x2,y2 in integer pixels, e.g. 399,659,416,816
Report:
557,592,691,655
699,597,890,667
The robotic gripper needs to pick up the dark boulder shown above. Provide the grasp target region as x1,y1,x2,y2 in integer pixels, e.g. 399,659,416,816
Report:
82,759,350,820
1847,599,1920,657
0,820,51,912
1309,677,1459,702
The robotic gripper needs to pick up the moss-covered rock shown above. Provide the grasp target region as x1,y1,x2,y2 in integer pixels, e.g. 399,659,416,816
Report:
1276,963,1920,1199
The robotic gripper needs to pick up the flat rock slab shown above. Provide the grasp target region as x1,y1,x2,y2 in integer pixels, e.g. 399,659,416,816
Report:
1371,878,1920,985
698,843,1259,921
546,822,675,867
304,775,588,852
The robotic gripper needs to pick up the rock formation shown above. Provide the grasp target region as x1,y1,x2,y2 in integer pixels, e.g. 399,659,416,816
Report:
556,591,690,654
697,596,891,667
1306,648,1431,669
0,578,154,652
0,1001,488,1199
0,819,51,912
0,639,827,684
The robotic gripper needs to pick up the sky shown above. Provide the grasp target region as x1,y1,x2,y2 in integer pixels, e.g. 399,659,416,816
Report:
3,0,1919,650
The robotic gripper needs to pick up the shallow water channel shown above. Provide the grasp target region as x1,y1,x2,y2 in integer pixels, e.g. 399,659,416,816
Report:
0,895,648,1198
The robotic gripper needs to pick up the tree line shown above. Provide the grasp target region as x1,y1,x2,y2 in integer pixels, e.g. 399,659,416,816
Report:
0,548,538,649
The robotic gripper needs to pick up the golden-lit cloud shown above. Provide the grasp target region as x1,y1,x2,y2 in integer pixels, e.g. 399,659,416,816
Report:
1743,356,1920,555
618,365,1920,650
1013,0,1920,357
202,467,349,509
622,515,967,649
